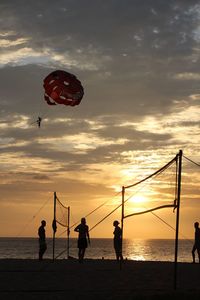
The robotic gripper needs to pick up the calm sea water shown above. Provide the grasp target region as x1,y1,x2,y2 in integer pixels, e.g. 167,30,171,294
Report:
0,238,194,262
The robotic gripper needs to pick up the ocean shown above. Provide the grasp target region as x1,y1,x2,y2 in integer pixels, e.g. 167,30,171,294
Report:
0,238,194,262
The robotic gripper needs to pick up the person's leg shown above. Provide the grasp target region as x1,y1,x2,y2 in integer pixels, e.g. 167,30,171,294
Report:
78,248,82,261
42,245,47,259
114,248,118,260
197,248,200,263
78,248,85,263
81,248,86,260
39,248,42,260
119,243,123,261
43,244,47,256
39,245,45,260
119,252,123,261
115,244,123,261
116,249,123,261
192,245,196,263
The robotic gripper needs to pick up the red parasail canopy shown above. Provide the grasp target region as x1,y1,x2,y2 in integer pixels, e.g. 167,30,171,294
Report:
43,70,84,106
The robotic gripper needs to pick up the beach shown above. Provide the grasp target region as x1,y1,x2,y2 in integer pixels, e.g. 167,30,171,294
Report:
0,259,200,300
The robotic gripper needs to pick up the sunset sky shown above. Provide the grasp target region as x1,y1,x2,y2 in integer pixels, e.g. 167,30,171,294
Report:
0,0,200,240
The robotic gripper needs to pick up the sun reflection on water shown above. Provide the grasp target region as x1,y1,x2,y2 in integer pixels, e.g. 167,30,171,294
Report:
124,239,152,261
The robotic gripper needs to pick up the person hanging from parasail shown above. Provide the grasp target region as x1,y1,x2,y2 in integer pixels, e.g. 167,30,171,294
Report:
33,70,84,128
36,116,42,128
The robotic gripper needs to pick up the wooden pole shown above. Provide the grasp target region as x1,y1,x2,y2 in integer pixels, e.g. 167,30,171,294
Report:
120,186,125,269
174,150,182,290
53,191,56,261
67,206,70,259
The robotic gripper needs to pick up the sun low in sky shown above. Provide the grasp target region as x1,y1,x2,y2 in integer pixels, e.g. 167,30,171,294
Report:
0,0,200,239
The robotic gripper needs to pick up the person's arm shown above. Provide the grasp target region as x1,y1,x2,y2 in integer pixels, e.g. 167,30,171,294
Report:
74,225,79,232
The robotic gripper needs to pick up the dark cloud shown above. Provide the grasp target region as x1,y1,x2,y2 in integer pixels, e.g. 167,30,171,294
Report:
32,174,50,181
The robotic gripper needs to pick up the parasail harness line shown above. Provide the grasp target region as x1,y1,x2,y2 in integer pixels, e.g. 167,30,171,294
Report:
30,116,42,128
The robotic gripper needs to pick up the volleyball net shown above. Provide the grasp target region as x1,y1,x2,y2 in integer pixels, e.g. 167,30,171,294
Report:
54,195,69,228
122,154,178,219
52,192,70,259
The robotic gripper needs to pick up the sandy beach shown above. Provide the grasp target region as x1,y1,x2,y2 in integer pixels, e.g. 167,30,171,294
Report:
0,259,200,299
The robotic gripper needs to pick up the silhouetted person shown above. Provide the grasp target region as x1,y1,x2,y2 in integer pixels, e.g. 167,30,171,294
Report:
74,218,90,263
113,220,123,261
37,116,42,128
192,221,200,263
38,220,47,260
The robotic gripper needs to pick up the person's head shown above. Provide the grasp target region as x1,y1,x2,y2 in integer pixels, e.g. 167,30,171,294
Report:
81,217,86,225
113,220,119,227
41,220,46,227
194,222,199,229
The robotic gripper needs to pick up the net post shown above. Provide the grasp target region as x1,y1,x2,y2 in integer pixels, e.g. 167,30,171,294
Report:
120,186,125,270
53,191,56,261
67,206,70,259
174,150,182,290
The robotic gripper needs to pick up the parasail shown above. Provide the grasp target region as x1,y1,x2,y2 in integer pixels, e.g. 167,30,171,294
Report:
43,70,84,106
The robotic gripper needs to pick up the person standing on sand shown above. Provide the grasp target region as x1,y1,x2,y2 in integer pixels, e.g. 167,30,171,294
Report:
74,218,90,263
38,220,47,260
113,220,123,261
192,221,200,263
